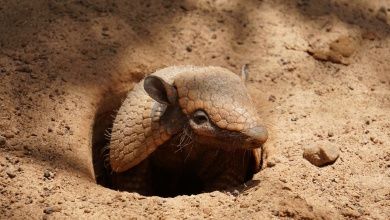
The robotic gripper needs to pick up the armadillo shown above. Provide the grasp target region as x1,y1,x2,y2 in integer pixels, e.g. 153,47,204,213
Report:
108,66,268,195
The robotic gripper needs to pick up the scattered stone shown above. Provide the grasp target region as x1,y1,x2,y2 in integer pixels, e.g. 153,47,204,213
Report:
185,46,192,52
307,36,356,65
303,144,339,167
330,36,357,58
6,168,16,178
43,170,55,180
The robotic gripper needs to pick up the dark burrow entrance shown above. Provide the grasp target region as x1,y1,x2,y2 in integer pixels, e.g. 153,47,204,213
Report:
92,91,260,198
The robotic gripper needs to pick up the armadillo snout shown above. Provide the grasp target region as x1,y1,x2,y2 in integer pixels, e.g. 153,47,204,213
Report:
244,125,268,147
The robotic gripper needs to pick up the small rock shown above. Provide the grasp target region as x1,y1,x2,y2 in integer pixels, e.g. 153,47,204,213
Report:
43,170,55,180
186,46,192,52
330,36,357,58
6,168,16,178
303,144,339,167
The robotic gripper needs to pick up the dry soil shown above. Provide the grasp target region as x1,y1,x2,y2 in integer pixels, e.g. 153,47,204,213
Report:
0,0,389,219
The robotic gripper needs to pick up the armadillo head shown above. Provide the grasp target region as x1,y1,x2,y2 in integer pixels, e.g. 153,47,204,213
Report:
144,67,268,151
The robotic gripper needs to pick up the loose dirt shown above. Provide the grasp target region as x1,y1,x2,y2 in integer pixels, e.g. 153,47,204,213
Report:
0,0,389,219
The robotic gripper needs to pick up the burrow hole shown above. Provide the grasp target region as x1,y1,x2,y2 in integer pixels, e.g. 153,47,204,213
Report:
92,89,259,198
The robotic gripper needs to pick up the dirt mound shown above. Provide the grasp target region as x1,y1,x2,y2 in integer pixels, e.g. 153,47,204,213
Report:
0,0,389,219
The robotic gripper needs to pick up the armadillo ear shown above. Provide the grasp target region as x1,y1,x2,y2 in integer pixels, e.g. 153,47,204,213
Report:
144,75,178,105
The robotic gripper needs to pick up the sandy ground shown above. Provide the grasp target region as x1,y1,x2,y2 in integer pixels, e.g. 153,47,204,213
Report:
0,0,389,219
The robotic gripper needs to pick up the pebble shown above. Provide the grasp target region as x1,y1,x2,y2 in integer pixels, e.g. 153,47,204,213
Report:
303,144,339,167
330,36,357,58
6,168,16,178
43,170,55,180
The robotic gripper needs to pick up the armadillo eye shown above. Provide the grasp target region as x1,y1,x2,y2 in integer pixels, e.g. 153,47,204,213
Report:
192,110,209,125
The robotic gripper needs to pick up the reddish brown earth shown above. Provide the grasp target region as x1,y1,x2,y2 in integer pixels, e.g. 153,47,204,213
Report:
0,0,389,219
